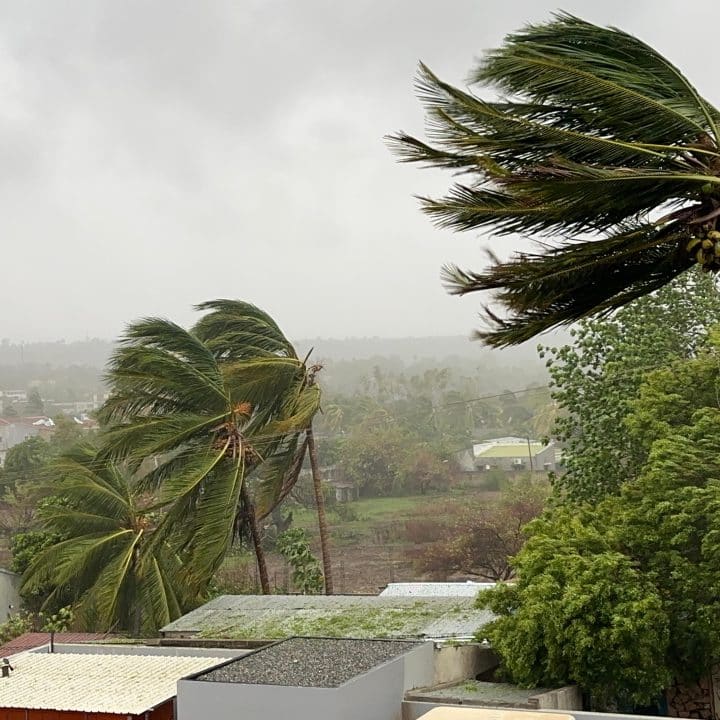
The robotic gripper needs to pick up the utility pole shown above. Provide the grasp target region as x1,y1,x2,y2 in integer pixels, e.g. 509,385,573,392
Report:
527,436,534,473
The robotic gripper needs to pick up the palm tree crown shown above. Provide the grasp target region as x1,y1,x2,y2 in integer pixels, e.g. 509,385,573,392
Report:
21,446,188,633
389,13,720,346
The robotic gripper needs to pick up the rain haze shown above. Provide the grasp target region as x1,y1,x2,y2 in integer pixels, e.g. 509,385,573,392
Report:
2,0,715,343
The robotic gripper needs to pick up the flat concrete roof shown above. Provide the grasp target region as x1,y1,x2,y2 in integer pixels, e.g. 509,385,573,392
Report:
161,594,494,642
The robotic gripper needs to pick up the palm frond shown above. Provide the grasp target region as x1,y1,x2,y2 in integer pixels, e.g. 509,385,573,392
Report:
194,299,296,360
443,224,693,346
389,13,720,343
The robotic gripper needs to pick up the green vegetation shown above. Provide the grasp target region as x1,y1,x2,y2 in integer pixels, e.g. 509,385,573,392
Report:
390,14,720,346
542,269,720,502
199,600,467,641
22,446,192,633
480,310,720,708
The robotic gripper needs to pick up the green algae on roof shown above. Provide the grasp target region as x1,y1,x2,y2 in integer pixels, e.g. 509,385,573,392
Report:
164,595,493,642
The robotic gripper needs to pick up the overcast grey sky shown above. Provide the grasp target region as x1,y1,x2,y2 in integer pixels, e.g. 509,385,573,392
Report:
2,0,716,342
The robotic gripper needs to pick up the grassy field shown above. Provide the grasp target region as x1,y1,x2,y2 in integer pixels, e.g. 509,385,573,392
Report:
219,487,502,594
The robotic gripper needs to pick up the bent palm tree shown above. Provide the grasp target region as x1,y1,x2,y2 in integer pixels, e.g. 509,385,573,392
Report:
99,318,314,594
21,446,189,633
389,13,720,346
194,300,334,594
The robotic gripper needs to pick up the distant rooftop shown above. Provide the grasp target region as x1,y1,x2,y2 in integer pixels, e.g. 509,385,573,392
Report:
472,437,549,459
160,594,494,642
380,582,495,598
0,632,112,659
198,637,419,687
0,651,227,715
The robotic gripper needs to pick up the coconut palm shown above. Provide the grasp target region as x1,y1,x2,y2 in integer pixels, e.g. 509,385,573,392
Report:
389,13,720,346
98,317,315,595
21,446,189,633
193,300,334,594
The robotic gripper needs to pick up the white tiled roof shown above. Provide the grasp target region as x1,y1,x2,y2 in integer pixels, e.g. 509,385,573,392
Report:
0,652,227,714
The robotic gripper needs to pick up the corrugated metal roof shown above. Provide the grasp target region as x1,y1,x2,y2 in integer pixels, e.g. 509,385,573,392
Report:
0,652,227,714
380,582,495,597
0,632,112,658
160,594,495,642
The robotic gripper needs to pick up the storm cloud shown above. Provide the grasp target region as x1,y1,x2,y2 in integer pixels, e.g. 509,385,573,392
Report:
1,0,716,341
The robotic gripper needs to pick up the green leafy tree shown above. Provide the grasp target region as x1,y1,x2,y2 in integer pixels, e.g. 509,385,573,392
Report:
542,270,720,502
479,357,720,708
390,14,720,346
0,436,52,496
276,528,323,594
25,388,44,414
22,446,191,634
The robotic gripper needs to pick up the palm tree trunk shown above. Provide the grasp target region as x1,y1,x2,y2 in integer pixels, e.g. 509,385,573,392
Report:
306,425,334,594
240,481,270,594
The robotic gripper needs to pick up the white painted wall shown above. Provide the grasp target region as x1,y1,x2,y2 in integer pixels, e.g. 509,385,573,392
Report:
178,643,434,720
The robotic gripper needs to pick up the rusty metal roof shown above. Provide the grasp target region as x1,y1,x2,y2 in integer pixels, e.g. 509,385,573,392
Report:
0,632,112,658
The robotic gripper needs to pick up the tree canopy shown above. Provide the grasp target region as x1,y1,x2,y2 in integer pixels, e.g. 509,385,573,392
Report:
390,13,720,346
543,269,720,502
479,338,720,708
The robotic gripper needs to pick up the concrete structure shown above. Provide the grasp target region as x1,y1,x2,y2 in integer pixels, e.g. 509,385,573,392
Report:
414,707,573,720
406,681,582,712
471,437,556,473
178,637,434,720
0,648,229,720
0,570,21,623
380,582,496,598
431,645,499,688
160,594,495,643
416,709,573,720
404,705,665,720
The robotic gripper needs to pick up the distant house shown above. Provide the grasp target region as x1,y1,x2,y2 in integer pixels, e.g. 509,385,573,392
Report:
457,436,556,475
0,416,55,464
0,569,20,623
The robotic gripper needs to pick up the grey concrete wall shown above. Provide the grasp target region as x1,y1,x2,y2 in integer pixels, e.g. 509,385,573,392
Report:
402,701,664,720
432,645,499,687
0,569,21,622
530,686,583,711
403,643,435,691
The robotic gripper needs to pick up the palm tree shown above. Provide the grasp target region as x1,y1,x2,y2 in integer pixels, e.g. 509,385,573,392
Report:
21,446,189,633
193,300,334,594
99,318,314,595
389,13,720,346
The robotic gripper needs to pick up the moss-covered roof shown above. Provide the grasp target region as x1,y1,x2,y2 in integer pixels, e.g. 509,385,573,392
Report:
161,594,494,642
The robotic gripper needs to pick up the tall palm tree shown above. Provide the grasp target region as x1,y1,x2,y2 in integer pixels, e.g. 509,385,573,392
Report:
194,300,334,594
21,446,189,633
99,318,315,595
389,13,720,346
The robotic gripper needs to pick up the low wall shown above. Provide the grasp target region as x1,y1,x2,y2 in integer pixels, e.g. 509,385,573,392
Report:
433,645,499,687
530,686,583,711
402,702,665,720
